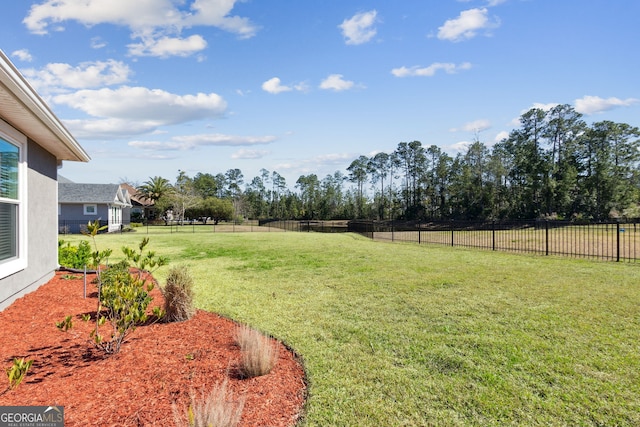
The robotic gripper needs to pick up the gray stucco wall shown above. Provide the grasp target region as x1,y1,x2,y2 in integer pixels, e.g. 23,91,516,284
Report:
0,139,58,310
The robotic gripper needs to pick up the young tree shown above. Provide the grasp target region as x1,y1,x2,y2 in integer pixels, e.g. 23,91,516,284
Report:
296,174,320,219
368,152,391,219
172,170,200,224
347,155,369,218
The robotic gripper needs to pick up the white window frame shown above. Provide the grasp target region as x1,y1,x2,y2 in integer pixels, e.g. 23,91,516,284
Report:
0,120,27,279
83,204,97,215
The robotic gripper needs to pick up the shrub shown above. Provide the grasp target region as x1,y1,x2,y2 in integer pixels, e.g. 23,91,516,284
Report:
58,239,92,269
92,261,154,354
173,379,245,427
235,324,279,378
163,265,196,322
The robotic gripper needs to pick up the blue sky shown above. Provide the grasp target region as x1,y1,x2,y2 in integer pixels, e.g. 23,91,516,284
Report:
2,0,639,188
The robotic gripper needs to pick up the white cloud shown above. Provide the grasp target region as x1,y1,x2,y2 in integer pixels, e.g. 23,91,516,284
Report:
275,153,354,176
23,0,258,57
319,74,354,91
172,134,276,146
262,77,292,94
54,86,226,124
11,49,33,62
494,130,509,142
231,149,271,159
90,37,107,49
128,34,207,58
261,77,308,94
450,141,471,152
574,95,639,115
23,59,131,92
63,118,160,139
451,119,491,133
530,102,559,112
391,62,472,77
129,134,276,151
437,8,499,42
339,10,378,45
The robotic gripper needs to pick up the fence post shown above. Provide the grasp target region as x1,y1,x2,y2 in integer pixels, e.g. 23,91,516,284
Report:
492,221,495,251
392,220,395,242
616,221,620,262
451,221,454,247
545,220,549,256
418,222,421,245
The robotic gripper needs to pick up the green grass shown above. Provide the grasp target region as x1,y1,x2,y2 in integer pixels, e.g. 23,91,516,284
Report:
60,227,640,426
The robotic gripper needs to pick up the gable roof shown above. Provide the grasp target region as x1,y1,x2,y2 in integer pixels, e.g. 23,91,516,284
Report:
120,183,154,207
59,183,132,207
0,50,89,162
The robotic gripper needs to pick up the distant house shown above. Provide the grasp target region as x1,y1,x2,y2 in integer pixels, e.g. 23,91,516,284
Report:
58,181,132,233
121,183,155,221
0,50,90,310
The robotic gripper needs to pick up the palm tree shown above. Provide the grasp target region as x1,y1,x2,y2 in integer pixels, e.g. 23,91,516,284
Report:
136,176,173,220
137,176,173,203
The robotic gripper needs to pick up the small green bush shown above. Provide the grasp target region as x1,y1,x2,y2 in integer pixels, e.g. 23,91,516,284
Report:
163,265,196,322
58,240,92,269
93,261,154,353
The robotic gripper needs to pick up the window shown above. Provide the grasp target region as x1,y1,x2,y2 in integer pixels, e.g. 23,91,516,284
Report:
0,121,27,278
84,204,97,215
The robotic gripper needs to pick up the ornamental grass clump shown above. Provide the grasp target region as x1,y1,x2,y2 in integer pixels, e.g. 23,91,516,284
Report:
163,265,196,322
235,324,279,378
173,379,245,427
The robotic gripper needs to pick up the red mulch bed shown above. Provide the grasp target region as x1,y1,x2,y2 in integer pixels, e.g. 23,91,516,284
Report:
0,271,307,426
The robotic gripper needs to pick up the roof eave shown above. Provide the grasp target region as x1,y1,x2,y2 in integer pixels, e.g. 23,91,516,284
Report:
0,50,90,163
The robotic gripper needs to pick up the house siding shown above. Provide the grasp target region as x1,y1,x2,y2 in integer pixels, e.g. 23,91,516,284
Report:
0,139,58,310
58,204,124,233
58,204,108,233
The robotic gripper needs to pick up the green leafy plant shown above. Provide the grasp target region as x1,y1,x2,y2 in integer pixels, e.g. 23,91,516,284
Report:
83,220,112,270
121,237,169,273
58,240,92,269
163,265,196,322
55,315,73,332
6,358,33,389
87,232,168,354
91,261,153,353
81,314,91,322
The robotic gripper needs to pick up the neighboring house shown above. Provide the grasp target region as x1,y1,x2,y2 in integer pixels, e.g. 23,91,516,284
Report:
58,181,132,234
0,50,90,310
121,183,155,221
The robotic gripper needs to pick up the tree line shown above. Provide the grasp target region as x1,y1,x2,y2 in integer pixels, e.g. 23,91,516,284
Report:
135,105,640,222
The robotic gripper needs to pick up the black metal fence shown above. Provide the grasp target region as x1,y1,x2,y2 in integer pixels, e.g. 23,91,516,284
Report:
58,219,129,234
348,220,640,262
260,220,350,233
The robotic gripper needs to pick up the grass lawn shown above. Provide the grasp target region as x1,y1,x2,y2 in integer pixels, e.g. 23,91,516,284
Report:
59,226,640,426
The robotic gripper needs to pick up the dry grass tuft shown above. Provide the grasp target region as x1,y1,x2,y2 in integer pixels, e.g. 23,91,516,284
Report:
163,265,196,322
173,379,245,427
235,324,279,378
